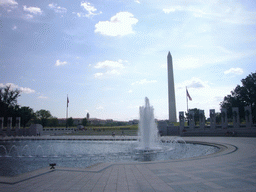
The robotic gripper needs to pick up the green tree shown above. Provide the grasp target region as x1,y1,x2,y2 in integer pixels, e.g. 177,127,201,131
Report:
67,117,73,127
35,109,52,127
19,106,35,128
48,117,59,127
220,72,256,122
0,85,21,108
82,118,87,126
0,85,22,126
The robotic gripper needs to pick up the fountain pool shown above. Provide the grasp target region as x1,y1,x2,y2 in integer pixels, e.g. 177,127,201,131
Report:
0,98,219,177
0,139,219,176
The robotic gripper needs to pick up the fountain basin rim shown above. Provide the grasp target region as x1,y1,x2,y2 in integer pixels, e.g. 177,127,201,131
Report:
0,135,138,142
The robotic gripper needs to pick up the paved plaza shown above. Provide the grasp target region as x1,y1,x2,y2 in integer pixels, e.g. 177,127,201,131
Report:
0,137,256,192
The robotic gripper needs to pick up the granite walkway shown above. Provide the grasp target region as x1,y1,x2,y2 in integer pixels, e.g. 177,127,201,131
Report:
1,137,256,192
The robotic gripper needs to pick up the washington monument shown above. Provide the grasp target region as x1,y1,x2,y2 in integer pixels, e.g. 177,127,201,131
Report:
167,52,177,122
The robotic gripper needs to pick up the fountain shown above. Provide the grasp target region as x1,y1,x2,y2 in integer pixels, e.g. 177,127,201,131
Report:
137,97,160,150
0,97,219,176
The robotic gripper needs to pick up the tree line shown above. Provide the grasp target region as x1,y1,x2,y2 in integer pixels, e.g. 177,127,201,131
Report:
220,72,256,123
0,85,87,128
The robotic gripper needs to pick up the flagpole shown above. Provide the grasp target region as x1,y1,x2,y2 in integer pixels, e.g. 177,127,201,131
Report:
186,87,188,113
66,94,68,129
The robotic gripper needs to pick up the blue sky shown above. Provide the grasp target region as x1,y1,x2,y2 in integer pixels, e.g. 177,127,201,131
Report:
1,0,255,121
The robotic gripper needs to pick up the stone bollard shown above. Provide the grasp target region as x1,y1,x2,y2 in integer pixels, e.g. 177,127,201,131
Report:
0,117,3,135
221,108,228,129
199,110,205,129
7,117,12,136
179,111,185,134
188,110,195,130
210,109,216,130
15,117,21,136
244,106,252,129
232,107,240,128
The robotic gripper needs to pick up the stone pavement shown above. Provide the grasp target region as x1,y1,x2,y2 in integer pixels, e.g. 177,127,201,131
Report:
1,137,256,192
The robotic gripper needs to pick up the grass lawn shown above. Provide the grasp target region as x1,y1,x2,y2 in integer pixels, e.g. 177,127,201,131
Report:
65,124,138,136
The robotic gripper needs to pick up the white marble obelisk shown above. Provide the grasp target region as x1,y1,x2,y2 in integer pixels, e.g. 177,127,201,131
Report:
167,52,177,122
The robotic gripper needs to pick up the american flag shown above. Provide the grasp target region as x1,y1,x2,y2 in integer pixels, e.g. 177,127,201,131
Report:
186,88,192,101
67,96,69,107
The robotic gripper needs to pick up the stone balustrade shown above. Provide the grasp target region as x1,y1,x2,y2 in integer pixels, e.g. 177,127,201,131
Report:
0,117,43,137
179,106,255,136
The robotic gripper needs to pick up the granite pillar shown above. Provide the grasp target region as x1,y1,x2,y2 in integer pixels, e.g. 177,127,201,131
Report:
232,107,240,128
210,109,216,129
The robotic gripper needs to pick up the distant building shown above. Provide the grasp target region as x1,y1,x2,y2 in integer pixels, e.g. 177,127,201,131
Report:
58,118,66,125
57,118,134,126
73,118,83,125
88,118,107,125
128,119,139,125
58,118,83,126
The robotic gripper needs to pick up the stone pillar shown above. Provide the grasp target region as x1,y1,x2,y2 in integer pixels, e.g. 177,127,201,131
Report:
244,106,252,128
0,117,3,129
221,108,228,129
210,109,216,129
15,117,21,136
7,117,12,136
199,110,205,129
232,107,240,128
179,111,185,133
157,121,167,136
188,110,195,129
0,117,3,135
15,117,20,129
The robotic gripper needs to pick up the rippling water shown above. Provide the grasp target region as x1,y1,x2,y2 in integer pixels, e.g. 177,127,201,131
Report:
0,139,218,176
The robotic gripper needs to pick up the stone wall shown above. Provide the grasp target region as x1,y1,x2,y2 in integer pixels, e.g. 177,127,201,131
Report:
0,117,45,136
179,106,256,137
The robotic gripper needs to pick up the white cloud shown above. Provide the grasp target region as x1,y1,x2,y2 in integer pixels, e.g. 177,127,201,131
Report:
128,89,133,93
23,5,42,15
163,7,179,14
12,25,17,30
25,14,33,19
0,83,35,94
94,72,103,78
224,68,243,75
132,79,157,85
96,105,104,110
38,95,48,99
162,1,256,25
48,3,67,14
0,0,18,6
94,60,126,79
55,60,67,66
78,1,102,18
76,12,82,17
95,12,138,36
19,87,36,94
177,77,209,89
134,0,140,4
106,69,121,75
95,60,125,69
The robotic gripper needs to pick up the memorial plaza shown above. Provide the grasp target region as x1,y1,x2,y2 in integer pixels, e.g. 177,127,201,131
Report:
0,136,256,192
